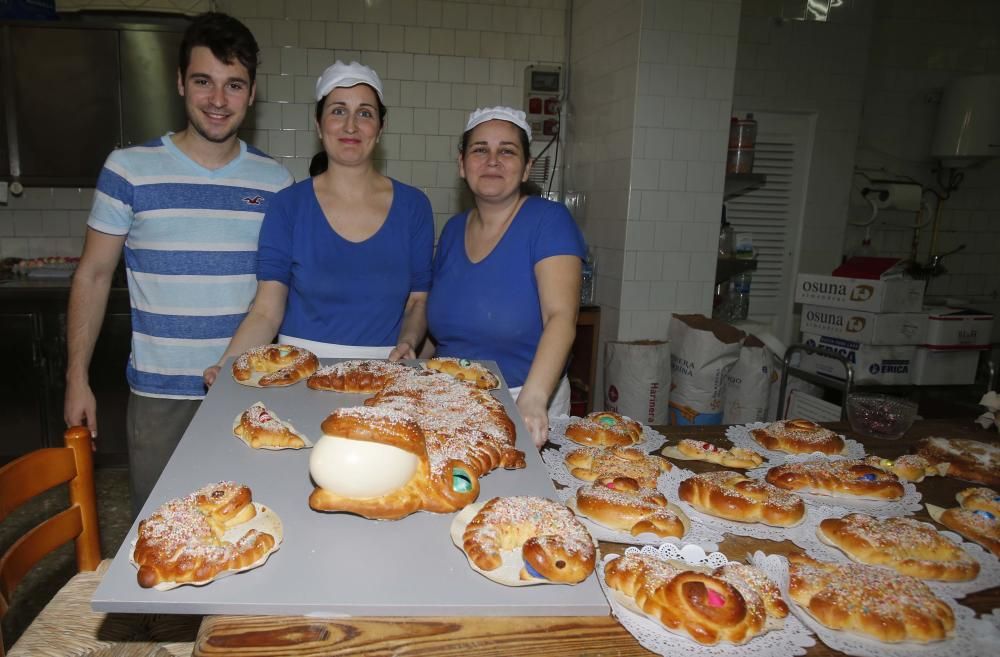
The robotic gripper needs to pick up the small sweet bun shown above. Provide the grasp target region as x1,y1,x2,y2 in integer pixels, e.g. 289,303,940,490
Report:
787,553,954,643
678,471,805,527
916,437,1000,486
234,403,306,449
307,359,414,392
424,357,500,389
575,477,687,538
308,406,479,520
937,487,1000,557
862,454,938,482
751,419,844,455
604,554,787,645
765,459,904,500
461,496,595,583
564,445,671,487
232,344,318,387
133,482,276,588
672,439,764,469
818,514,979,581
565,412,644,447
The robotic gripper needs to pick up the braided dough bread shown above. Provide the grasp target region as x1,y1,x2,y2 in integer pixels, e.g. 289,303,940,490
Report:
751,419,844,455
934,487,1000,557
765,458,904,500
862,454,944,482
678,471,805,527
661,439,764,469
309,407,479,520
132,482,279,588
232,344,318,387
604,553,787,645
574,477,688,538
307,359,413,393
233,402,307,449
916,437,1000,486
565,411,644,447
818,513,979,581
564,445,671,487
456,496,596,584
425,357,500,389
787,553,954,643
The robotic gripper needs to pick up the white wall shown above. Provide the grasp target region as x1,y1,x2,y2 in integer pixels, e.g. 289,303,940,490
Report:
848,0,1000,306
0,0,567,257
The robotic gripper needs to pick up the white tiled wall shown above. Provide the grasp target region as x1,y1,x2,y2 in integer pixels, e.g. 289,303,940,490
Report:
846,0,1000,305
0,0,567,258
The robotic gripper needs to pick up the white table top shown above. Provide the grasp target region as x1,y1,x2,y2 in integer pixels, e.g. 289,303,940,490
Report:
92,359,610,617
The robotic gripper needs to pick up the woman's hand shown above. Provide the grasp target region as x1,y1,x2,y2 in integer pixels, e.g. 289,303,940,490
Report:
388,341,415,361
203,364,222,388
516,391,550,449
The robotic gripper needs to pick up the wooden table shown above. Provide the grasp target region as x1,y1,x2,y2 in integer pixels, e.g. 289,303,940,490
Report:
192,420,1000,656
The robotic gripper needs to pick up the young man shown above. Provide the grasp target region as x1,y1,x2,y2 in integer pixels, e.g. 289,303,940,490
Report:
64,13,293,517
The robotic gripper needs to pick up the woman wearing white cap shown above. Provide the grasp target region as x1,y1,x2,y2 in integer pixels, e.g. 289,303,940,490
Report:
205,61,433,384
426,107,586,448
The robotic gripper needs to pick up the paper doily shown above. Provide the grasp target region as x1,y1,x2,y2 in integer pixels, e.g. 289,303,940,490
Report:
743,461,923,518
547,416,666,452
553,467,725,550
774,551,991,657
807,522,1000,599
726,422,866,465
598,544,815,657
666,468,843,552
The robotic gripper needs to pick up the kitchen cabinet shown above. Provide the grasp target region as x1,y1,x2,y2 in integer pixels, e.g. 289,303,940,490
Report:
569,305,601,415
0,281,130,465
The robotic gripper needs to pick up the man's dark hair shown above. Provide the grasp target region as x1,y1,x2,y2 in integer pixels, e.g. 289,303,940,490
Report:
179,12,259,83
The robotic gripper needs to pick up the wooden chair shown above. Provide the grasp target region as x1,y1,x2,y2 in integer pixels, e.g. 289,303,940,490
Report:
0,427,198,657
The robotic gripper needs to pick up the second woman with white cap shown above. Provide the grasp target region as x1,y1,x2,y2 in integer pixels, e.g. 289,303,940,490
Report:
426,107,587,448
205,61,433,384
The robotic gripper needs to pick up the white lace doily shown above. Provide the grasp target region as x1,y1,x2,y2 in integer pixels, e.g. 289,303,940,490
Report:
772,550,991,657
553,478,724,551
666,468,843,553
598,544,815,657
743,461,923,518
807,522,1000,599
727,422,866,465
547,416,666,452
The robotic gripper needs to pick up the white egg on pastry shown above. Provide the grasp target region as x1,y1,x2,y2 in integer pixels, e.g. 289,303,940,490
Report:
309,433,419,498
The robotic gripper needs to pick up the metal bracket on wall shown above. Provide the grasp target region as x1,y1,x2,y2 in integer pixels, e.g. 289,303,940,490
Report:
776,343,855,421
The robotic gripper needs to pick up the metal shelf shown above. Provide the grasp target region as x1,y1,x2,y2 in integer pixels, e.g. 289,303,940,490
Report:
724,173,766,200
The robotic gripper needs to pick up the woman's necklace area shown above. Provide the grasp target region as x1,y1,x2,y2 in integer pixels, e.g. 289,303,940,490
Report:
467,197,524,262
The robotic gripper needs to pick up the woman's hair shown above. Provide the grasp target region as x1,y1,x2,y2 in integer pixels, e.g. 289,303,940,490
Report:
310,84,387,175
458,122,535,196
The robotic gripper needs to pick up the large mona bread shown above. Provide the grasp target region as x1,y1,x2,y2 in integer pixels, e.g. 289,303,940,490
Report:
916,437,1000,486
678,471,805,527
751,419,844,455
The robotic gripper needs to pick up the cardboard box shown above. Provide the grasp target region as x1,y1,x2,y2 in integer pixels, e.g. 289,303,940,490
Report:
924,307,994,347
794,274,925,312
912,347,984,385
799,333,914,385
800,305,927,345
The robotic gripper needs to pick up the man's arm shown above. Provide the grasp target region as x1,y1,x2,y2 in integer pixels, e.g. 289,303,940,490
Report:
65,228,126,437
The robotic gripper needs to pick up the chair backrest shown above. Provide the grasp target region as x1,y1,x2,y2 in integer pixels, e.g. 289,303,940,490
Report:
0,427,101,639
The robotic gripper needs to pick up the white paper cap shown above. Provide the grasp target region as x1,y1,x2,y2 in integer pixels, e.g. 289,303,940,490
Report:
465,106,532,142
315,61,384,103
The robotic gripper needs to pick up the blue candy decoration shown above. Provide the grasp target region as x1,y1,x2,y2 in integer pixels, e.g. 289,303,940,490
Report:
859,473,877,482
974,510,995,521
523,560,547,580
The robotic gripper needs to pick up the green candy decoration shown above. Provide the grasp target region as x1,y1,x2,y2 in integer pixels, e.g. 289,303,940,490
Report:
599,416,617,426
453,468,473,493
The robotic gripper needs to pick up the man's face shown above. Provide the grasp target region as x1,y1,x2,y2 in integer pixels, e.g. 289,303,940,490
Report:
177,45,255,144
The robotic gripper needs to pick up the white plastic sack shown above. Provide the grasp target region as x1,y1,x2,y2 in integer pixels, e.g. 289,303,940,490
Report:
667,314,743,425
603,340,671,424
722,335,774,424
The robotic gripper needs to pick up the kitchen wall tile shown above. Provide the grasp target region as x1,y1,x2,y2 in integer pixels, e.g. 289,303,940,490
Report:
335,49,362,64
246,19,273,48
411,161,438,187
439,56,465,82
435,161,458,188
465,58,490,84
442,2,468,30
272,20,300,47
265,74,295,102
454,30,481,57
658,160,687,191
621,280,651,310
293,75,315,103
541,8,565,36
69,211,89,237
281,104,312,130
622,250,637,281
253,102,284,130
635,250,663,281
401,81,427,107
667,32,698,66
492,5,518,33
311,0,338,21
439,108,467,137
413,109,440,135
386,160,413,184
451,83,477,110
268,130,296,157
326,23,353,50
354,24,379,51
661,250,691,280
429,29,456,56
481,34,505,59
258,0,285,20
245,130,269,153
295,131,319,157
405,26,431,54
490,59,514,86
529,34,554,62
378,133,401,160
387,52,414,79
638,190,668,219
17,188,52,210
378,25,404,52
41,211,69,237
300,21,326,48
475,85,501,107
654,223,684,252
688,250,716,282
0,237,30,258
426,82,452,109
339,0,365,23
418,0,444,28
650,281,678,310
413,55,440,81
506,33,531,60
517,8,542,36
51,188,83,211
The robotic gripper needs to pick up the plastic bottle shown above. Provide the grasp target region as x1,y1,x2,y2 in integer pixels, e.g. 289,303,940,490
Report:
580,249,596,306
729,271,752,321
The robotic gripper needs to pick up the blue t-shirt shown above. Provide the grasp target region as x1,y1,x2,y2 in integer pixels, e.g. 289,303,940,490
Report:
257,177,433,347
427,196,586,388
